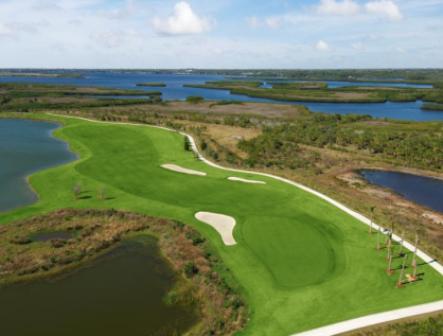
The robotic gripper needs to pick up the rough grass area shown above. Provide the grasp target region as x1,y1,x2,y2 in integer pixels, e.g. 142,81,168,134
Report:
1,114,442,335
0,208,247,336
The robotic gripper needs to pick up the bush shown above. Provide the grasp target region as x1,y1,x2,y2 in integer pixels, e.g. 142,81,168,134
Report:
186,96,204,104
184,262,199,278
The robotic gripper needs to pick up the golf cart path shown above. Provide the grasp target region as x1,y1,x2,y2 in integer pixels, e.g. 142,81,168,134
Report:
293,301,443,336
48,113,443,336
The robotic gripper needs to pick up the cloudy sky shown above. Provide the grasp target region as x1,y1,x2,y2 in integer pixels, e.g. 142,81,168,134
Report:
0,0,442,68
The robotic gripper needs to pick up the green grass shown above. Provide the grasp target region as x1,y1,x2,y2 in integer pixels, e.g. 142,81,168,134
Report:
1,113,442,336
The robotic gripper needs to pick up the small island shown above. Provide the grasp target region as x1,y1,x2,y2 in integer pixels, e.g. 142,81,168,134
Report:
136,82,167,87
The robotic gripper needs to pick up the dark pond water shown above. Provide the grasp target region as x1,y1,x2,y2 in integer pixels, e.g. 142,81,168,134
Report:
29,230,77,242
360,170,443,213
1,71,442,121
0,236,197,336
0,119,76,212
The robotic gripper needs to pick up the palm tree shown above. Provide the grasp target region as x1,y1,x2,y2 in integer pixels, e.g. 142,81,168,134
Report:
397,254,408,288
369,206,376,234
411,233,419,281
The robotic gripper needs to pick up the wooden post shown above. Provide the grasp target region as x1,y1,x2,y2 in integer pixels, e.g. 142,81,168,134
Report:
397,254,408,288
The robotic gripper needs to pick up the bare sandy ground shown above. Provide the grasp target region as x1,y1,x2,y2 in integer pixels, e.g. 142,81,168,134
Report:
195,212,237,246
161,164,206,176
228,177,266,184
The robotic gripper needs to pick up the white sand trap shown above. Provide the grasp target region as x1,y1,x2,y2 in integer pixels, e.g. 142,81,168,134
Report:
228,177,266,185
195,212,237,246
161,164,206,176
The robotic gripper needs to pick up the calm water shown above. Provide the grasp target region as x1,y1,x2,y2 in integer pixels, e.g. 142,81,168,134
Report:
300,100,441,121
0,236,197,336
1,71,442,121
325,81,433,89
262,79,433,89
0,119,76,212
360,170,443,213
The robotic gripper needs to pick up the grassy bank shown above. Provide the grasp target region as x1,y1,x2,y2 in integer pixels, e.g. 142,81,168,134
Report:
1,113,442,335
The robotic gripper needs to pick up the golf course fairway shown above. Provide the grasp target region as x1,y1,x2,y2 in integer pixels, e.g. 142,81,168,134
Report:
1,113,442,336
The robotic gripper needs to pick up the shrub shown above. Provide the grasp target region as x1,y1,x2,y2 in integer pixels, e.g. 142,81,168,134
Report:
186,96,204,104
184,262,199,278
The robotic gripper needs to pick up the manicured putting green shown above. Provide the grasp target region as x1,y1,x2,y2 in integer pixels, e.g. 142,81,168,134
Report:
2,115,442,336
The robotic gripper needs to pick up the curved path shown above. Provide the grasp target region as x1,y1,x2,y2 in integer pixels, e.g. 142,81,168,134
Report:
48,113,443,335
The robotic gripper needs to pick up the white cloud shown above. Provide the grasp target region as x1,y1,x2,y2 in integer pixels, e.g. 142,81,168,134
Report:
317,0,360,16
246,16,260,29
352,41,366,51
0,23,12,36
365,0,402,20
152,1,211,36
316,40,330,51
265,16,282,29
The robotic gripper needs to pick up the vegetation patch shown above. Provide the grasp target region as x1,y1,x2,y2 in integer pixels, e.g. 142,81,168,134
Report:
136,82,167,87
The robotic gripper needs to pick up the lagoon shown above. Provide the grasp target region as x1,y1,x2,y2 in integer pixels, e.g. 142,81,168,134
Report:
0,119,76,212
360,170,443,213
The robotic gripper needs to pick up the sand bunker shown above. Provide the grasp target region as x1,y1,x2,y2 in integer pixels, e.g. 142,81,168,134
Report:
161,164,206,176
195,212,237,246
228,177,266,185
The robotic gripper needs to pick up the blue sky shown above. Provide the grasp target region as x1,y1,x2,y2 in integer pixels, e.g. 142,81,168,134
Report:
0,0,442,68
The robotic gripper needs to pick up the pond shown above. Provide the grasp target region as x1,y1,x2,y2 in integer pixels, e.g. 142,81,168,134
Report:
0,236,198,336
0,119,76,212
360,170,443,213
